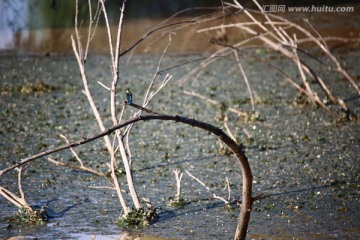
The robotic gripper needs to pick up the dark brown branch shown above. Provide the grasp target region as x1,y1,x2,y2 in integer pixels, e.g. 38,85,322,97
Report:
119,20,195,58
0,116,138,177
119,5,239,59
126,102,160,115
0,105,253,239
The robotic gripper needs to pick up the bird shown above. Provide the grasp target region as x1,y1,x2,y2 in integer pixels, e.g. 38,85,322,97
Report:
125,88,133,104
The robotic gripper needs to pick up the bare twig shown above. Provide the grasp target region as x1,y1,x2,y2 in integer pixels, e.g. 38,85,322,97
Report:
184,90,218,105
16,166,26,201
97,81,111,91
185,170,230,205
72,0,129,214
226,176,231,201
144,32,174,106
233,50,255,111
0,186,31,210
173,169,184,199
0,166,32,211
119,20,195,58
190,0,358,118
47,158,105,177
184,90,247,117
84,0,101,59
99,0,141,210
60,134,83,167
224,122,237,142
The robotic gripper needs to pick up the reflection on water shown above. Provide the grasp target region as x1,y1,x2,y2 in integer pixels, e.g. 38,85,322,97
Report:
9,234,178,240
0,0,219,52
0,1,359,54
71,233,178,240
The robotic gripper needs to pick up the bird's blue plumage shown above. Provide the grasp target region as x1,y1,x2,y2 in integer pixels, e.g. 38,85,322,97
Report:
125,88,132,104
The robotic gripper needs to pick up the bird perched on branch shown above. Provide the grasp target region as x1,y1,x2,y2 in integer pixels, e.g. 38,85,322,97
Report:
125,88,133,104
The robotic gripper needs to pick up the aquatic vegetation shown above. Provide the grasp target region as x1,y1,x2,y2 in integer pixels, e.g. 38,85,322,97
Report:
118,207,158,228
169,197,186,207
9,206,47,225
17,80,57,95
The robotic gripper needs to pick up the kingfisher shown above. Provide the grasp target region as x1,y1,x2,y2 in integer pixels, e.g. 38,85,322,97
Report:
125,88,133,104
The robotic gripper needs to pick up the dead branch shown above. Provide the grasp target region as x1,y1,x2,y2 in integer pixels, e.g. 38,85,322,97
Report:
184,90,247,117
0,104,253,240
192,0,359,118
0,166,33,212
60,134,84,167
119,20,195,58
173,169,184,199
233,50,255,111
0,186,31,210
185,170,230,206
47,158,105,177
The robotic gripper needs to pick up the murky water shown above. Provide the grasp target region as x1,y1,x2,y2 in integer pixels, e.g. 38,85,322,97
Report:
1,48,359,239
